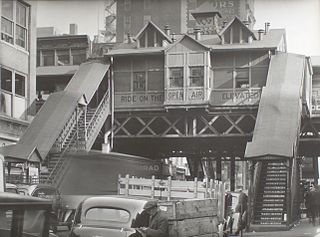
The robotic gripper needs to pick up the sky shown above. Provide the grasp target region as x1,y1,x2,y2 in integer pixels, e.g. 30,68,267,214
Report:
36,0,320,56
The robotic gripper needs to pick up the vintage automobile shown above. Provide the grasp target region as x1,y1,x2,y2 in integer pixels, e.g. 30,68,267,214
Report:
5,183,19,194
0,192,57,237
26,184,61,199
70,196,152,237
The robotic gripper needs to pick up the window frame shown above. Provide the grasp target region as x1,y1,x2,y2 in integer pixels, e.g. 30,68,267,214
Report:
1,0,29,50
133,71,146,92
189,66,204,87
169,67,184,88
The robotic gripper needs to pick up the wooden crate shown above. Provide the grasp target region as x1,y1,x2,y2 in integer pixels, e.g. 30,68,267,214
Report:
159,198,218,220
168,216,219,237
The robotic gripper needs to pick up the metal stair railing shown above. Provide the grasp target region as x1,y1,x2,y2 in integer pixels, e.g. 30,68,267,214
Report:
85,89,110,150
45,130,78,185
52,107,83,152
249,161,262,225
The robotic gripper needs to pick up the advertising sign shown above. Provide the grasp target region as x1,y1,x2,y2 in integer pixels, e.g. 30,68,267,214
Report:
115,92,164,108
210,88,261,106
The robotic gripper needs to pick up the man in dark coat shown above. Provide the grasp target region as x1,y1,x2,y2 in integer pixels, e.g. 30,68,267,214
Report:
136,200,169,237
235,190,248,235
309,187,318,226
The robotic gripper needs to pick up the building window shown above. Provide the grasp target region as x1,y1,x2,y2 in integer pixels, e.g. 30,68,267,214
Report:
189,66,204,87
169,67,183,88
42,50,54,66
143,15,152,26
124,0,131,11
1,0,28,49
15,1,27,48
1,0,14,44
124,16,131,36
57,50,70,66
144,0,152,10
15,73,25,97
133,72,146,91
1,67,12,92
235,68,249,88
72,49,86,65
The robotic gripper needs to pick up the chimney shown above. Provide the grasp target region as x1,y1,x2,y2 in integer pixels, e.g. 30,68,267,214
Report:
243,20,250,28
222,21,228,28
127,33,134,43
171,33,176,42
264,22,270,34
69,23,78,35
258,29,264,40
194,28,201,41
164,25,171,36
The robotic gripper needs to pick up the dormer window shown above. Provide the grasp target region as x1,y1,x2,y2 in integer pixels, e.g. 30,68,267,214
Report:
136,21,172,48
219,17,256,45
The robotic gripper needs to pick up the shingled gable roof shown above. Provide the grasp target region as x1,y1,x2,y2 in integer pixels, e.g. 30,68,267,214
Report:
135,20,172,43
218,16,257,40
164,34,209,52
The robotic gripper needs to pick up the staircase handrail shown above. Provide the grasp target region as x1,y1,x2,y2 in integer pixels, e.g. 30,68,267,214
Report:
249,161,262,225
86,89,110,144
289,157,299,224
54,107,83,152
46,128,78,184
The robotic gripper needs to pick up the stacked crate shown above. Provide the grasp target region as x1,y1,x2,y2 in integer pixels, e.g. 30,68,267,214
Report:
160,198,219,237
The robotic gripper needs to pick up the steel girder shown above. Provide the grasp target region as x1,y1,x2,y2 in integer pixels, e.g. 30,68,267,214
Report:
112,110,256,157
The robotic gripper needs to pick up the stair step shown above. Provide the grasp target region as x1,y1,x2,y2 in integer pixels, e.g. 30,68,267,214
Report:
264,182,286,185
264,186,286,190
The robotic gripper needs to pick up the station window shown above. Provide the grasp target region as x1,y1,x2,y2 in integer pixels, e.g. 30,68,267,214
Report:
235,68,249,88
1,0,28,49
1,67,12,92
189,66,204,87
15,73,25,97
169,67,183,88
133,72,146,91
57,50,70,66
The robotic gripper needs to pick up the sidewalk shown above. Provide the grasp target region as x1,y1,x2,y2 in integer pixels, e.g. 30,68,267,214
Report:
243,219,320,237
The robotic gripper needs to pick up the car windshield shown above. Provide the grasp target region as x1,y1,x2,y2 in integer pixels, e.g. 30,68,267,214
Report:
85,207,130,223
32,188,55,199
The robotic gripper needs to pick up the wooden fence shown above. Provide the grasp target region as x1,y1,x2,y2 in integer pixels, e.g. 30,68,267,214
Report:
118,174,226,222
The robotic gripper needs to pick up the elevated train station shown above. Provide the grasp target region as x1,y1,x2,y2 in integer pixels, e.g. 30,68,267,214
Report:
1,2,320,232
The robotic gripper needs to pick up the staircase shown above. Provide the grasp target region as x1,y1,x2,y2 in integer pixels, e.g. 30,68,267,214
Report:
252,161,288,231
42,89,111,185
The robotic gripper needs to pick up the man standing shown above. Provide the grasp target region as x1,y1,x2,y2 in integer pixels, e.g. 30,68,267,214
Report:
137,200,169,237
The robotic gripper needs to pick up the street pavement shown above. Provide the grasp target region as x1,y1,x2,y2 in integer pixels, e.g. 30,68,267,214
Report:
244,218,320,237
56,218,320,237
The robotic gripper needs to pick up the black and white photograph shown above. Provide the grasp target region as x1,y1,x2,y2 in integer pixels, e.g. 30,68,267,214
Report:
0,0,320,236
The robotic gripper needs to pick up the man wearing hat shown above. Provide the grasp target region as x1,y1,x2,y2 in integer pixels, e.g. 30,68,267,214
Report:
136,200,169,237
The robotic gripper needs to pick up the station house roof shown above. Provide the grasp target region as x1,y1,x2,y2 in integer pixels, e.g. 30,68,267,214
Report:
106,16,286,56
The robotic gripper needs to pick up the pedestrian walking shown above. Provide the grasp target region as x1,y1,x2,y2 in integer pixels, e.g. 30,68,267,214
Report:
235,190,248,235
308,187,318,226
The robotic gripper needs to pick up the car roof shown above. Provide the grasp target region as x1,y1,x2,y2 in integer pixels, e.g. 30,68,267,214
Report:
0,192,53,206
81,196,151,212
6,183,18,188
27,184,58,191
